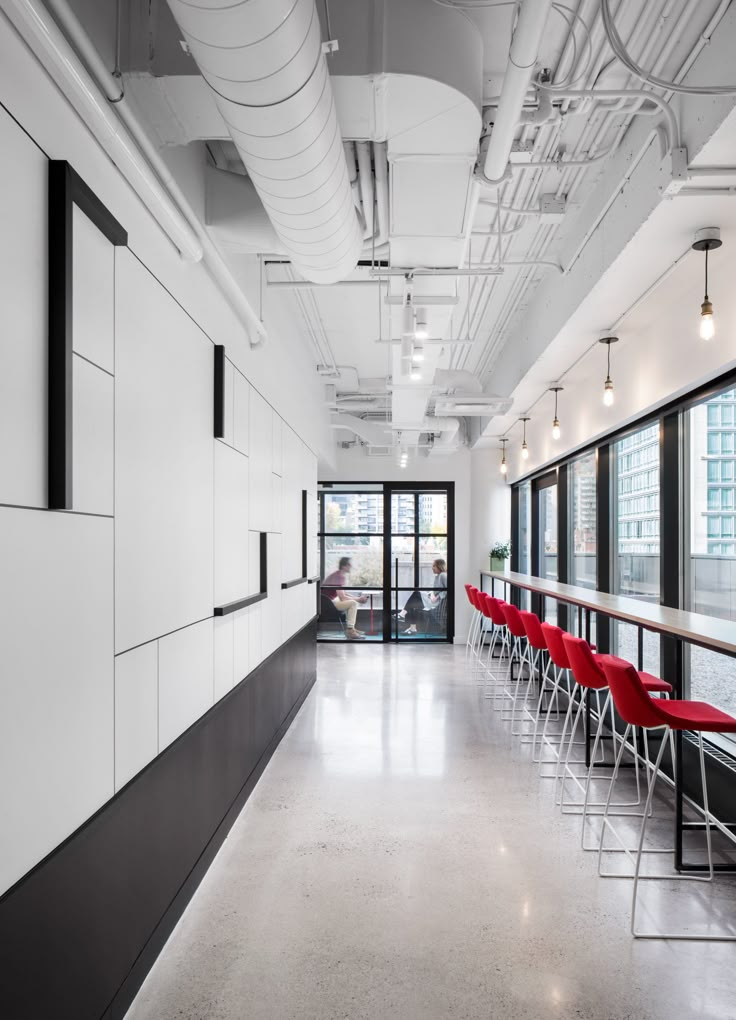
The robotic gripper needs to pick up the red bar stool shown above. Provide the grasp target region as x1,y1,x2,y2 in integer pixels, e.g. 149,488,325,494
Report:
480,593,511,705
499,602,533,731
599,654,736,940
518,610,549,742
562,635,671,840
538,623,590,776
464,585,482,663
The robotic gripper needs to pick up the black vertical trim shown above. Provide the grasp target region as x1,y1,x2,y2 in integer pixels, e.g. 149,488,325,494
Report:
213,345,225,439
510,485,520,573
260,531,268,595
414,491,419,589
530,481,541,617
301,490,308,579
47,160,127,511
447,483,455,642
557,463,569,631
48,161,74,510
382,483,392,642
661,411,682,684
595,444,611,653
214,531,269,614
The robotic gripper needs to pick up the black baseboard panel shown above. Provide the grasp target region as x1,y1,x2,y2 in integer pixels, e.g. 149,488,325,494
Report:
0,618,318,1020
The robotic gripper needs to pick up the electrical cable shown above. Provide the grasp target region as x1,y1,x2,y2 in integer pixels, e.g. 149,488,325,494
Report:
546,3,595,90
601,0,736,95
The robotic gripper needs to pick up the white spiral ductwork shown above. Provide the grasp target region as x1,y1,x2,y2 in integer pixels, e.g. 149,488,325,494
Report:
165,0,363,284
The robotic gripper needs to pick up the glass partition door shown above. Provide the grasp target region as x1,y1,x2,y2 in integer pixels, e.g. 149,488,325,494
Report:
318,483,453,643
390,489,449,641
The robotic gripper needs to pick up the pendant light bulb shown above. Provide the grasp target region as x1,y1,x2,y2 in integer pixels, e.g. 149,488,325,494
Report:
499,439,508,475
549,388,563,441
410,365,422,382
519,417,530,461
692,229,722,342
700,300,715,341
412,343,425,363
599,335,619,409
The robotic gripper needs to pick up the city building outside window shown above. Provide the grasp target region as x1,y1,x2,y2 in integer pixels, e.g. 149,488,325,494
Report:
687,387,736,720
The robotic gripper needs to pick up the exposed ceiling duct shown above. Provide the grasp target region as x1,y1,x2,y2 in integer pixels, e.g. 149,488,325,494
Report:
165,0,363,284
480,0,555,186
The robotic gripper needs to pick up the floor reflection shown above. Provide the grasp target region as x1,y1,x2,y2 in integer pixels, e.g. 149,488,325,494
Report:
314,654,447,778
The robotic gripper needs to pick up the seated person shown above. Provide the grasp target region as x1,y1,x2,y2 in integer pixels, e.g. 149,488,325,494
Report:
401,559,447,635
322,556,368,640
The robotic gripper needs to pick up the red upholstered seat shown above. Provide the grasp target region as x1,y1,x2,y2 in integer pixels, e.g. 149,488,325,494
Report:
564,636,673,695
600,655,736,732
501,602,527,639
482,593,508,627
541,622,570,671
638,671,673,695
520,610,547,650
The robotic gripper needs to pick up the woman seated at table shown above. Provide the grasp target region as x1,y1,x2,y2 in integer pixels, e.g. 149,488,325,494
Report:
401,559,447,635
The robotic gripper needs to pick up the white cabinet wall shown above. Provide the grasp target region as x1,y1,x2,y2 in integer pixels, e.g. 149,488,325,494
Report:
0,84,318,900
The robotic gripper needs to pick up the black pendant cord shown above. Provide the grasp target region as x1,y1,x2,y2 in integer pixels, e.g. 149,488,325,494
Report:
607,342,611,378
704,245,709,302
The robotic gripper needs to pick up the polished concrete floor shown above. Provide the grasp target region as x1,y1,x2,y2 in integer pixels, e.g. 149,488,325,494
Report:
125,644,736,1020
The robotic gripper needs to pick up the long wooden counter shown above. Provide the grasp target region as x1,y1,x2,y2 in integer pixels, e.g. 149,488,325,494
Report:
481,570,736,659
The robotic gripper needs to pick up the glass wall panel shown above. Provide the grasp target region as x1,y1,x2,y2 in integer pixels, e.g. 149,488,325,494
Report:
539,485,558,624
323,492,383,533
613,424,660,672
391,493,415,533
571,453,596,589
323,535,384,588
687,388,736,719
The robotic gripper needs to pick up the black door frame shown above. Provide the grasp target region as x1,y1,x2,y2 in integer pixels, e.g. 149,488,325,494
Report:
318,481,455,643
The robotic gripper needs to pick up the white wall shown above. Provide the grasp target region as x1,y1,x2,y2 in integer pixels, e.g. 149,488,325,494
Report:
319,448,474,636
470,448,511,581
0,22,319,895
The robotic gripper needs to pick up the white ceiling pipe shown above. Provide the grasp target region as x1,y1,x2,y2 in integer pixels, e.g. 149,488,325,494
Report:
374,141,389,248
166,0,362,284
356,141,375,240
329,414,392,446
1,0,201,262
482,0,555,185
8,0,269,346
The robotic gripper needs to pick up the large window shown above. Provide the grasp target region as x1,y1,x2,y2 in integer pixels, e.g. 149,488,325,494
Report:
571,453,596,589
538,481,558,624
687,388,736,718
613,424,660,672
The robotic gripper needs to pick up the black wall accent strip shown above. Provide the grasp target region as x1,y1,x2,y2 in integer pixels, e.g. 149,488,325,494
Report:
301,489,308,578
214,532,268,616
214,591,267,615
48,161,73,510
0,619,317,1020
282,577,307,589
213,344,225,439
48,160,127,510
260,531,268,595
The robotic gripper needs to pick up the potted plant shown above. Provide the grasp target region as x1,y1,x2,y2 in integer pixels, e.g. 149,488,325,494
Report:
489,540,511,573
